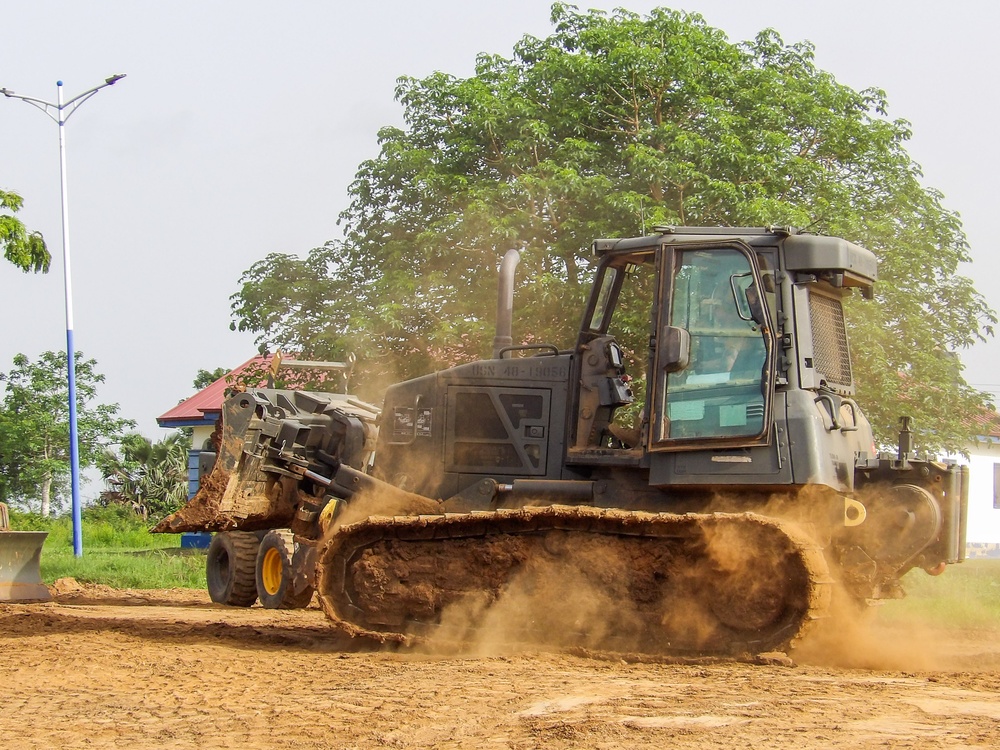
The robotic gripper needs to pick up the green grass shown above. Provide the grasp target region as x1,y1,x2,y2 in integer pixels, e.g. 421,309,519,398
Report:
877,558,1000,629
39,547,207,589
7,506,207,589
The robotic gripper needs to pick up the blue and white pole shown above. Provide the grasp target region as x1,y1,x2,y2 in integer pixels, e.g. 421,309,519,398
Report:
56,81,84,557
1,75,126,556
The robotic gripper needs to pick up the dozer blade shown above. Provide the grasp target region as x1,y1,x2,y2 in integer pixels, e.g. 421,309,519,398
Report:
316,506,832,656
0,532,52,602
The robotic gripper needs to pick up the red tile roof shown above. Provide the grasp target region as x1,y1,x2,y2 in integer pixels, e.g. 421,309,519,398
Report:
157,355,268,425
967,406,1000,439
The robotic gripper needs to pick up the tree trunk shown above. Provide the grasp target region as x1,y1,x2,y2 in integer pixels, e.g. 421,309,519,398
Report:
40,474,51,517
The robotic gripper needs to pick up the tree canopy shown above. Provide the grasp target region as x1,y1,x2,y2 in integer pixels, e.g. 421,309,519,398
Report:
231,3,994,453
97,432,189,523
0,351,134,515
1,188,49,273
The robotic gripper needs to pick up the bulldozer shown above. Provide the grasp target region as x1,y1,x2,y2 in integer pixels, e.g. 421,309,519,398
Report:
155,226,967,656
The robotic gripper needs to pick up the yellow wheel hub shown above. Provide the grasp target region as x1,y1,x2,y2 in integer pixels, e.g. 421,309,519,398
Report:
261,547,284,595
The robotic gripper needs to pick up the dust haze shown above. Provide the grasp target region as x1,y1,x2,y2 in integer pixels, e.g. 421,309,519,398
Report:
320,483,983,674
324,499,821,659
793,588,973,672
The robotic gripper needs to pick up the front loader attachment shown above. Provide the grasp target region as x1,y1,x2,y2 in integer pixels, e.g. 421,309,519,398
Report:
154,388,382,534
0,504,51,602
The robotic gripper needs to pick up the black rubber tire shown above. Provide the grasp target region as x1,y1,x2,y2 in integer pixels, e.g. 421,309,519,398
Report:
255,530,314,609
206,531,260,607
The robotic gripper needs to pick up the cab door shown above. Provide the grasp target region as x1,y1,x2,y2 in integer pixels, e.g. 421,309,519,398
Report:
649,243,775,450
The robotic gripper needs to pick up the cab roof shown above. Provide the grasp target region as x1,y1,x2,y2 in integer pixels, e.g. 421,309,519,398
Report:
592,226,877,294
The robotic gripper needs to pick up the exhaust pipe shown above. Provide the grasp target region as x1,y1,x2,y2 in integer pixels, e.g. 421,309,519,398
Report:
492,248,521,359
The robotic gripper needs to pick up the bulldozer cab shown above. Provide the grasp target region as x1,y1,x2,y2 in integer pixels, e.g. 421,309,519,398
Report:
573,234,777,456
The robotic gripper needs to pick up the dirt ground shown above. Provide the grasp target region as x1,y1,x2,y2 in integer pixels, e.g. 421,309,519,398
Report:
2,580,999,750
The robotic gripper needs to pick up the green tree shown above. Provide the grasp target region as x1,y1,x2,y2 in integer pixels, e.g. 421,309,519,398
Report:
0,351,135,515
231,4,994,452
97,432,190,523
1,188,49,273
192,367,228,390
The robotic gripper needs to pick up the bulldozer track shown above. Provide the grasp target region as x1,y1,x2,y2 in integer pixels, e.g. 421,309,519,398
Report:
316,505,833,656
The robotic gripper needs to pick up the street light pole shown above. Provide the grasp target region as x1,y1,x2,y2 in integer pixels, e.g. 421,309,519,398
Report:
1,74,126,557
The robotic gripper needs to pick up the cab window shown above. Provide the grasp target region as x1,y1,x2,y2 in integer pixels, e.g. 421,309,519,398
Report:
664,248,768,440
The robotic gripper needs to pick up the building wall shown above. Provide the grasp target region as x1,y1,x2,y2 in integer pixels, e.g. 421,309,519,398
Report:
187,424,217,499
187,450,201,499
958,437,1000,544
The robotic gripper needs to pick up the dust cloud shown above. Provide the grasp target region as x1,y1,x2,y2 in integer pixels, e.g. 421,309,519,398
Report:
325,485,972,671
728,489,976,672
419,536,650,657
409,525,963,670
329,485,440,531
793,588,960,671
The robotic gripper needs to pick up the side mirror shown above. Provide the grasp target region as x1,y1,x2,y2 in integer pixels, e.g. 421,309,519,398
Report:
731,273,766,326
661,326,690,373
744,284,767,327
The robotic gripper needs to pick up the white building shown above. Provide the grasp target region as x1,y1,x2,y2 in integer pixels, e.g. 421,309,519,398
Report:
960,425,1000,546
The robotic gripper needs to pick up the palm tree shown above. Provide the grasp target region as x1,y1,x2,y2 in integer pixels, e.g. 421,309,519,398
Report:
98,433,189,522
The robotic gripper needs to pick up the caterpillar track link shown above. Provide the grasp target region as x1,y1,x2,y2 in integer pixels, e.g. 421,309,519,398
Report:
317,506,833,656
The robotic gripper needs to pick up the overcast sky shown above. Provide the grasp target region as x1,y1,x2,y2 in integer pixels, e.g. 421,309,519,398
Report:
2,0,998,462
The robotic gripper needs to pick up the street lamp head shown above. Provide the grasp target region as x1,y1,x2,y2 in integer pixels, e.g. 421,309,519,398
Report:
0,88,12,97
106,74,126,85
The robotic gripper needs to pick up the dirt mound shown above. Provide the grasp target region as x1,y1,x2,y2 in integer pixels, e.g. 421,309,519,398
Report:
49,576,118,598
48,577,211,606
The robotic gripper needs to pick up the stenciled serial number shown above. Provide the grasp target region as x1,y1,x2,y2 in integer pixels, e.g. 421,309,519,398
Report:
471,363,568,380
